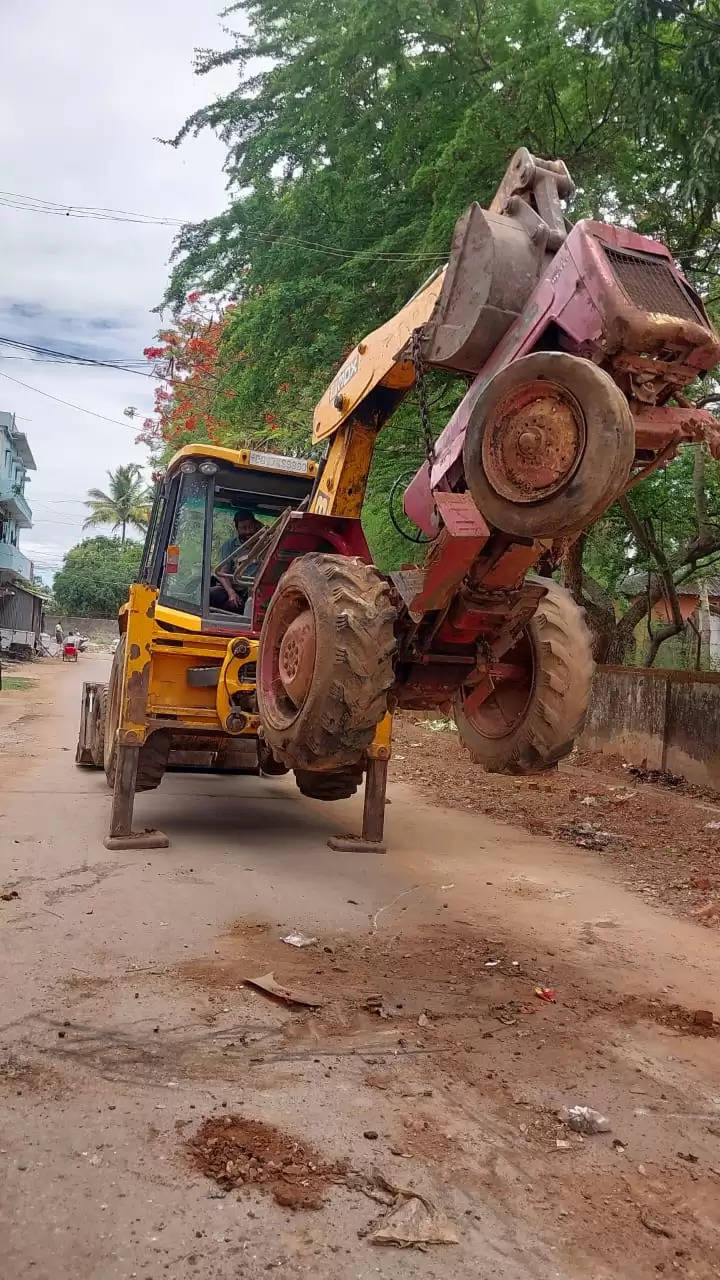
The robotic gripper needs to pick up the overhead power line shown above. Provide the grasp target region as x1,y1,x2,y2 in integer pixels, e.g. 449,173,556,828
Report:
0,188,446,262
0,336,156,377
0,369,138,430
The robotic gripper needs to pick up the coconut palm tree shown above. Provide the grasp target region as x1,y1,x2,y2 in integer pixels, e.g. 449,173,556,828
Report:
83,463,152,545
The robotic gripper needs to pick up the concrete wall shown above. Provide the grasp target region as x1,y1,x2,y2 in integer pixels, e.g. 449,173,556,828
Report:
582,665,720,787
45,614,118,645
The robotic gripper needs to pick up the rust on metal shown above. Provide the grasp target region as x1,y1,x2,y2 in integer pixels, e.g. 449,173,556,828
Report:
407,526,489,619
433,490,490,538
125,662,151,728
278,609,316,707
481,379,586,503
129,643,141,661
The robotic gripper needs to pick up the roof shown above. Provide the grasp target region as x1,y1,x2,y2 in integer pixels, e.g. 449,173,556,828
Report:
166,442,317,480
0,412,36,469
619,571,720,598
11,431,36,470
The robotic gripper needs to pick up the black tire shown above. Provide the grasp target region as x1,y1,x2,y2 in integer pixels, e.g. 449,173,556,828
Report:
90,685,108,767
453,578,593,774
257,554,397,771
258,741,290,777
103,635,169,792
463,352,634,538
294,763,364,801
75,683,108,769
103,639,124,787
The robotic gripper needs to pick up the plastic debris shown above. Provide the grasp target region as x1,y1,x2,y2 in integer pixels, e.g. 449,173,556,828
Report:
281,931,317,948
534,985,557,1003
611,789,636,803
706,821,720,830
580,795,597,806
485,959,501,969
367,1191,459,1248
559,1105,611,1134
561,821,614,850
419,718,458,733
244,971,324,1008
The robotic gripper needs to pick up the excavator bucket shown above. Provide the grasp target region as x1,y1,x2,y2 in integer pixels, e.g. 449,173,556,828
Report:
420,148,574,376
420,202,542,374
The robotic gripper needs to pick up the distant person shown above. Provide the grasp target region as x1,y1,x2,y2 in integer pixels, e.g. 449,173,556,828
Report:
55,623,64,645
210,508,261,611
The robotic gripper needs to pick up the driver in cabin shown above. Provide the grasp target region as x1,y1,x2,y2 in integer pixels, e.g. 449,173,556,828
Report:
209,507,261,611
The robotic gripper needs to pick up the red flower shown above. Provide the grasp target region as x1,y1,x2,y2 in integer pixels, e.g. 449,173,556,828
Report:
143,345,166,359
186,291,202,305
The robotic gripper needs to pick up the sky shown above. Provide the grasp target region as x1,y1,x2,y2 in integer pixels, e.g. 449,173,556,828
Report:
0,1,238,581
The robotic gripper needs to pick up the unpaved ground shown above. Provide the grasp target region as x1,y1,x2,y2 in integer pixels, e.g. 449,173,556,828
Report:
392,715,720,922
1,659,720,1278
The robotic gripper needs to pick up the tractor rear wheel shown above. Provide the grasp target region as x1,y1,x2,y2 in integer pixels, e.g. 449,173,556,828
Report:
257,553,397,771
294,764,364,801
453,578,593,774
463,352,634,538
103,637,169,792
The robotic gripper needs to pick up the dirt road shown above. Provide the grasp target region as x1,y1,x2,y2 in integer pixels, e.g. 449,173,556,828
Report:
1,657,720,1279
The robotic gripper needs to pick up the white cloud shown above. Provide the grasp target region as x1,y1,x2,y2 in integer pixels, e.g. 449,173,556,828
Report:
0,1,238,578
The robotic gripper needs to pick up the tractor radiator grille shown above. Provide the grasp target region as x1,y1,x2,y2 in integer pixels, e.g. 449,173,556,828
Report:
601,245,706,325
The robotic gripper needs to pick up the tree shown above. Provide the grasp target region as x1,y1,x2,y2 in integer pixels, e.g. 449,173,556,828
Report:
148,0,720,627
83,464,152,545
564,443,720,665
52,537,143,618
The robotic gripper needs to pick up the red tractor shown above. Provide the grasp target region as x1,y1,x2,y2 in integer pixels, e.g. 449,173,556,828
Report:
81,148,720,853
253,148,720,848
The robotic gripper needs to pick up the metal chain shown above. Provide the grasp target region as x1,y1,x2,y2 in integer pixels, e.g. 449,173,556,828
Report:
411,328,435,470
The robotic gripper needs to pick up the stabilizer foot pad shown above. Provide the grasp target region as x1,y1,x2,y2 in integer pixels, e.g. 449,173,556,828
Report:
104,829,169,851
327,836,386,854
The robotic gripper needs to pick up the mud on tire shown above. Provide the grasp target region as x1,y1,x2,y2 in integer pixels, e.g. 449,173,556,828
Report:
257,554,397,771
453,577,593,774
463,352,635,539
294,763,364,801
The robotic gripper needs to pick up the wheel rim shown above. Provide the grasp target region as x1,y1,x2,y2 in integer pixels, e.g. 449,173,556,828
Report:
482,379,586,504
459,633,535,740
259,588,317,729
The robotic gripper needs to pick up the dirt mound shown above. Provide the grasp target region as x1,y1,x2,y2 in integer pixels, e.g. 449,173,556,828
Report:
187,1115,340,1210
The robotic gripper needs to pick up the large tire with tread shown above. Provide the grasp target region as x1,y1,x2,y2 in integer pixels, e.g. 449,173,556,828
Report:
103,636,169,792
463,352,634,539
453,578,593,774
294,763,364,801
257,553,397,771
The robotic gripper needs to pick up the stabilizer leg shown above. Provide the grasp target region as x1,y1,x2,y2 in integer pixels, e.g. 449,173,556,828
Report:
104,745,168,850
75,682,103,766
327,757,388,854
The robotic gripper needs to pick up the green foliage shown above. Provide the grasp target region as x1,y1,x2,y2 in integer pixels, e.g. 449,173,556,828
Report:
609,0,720,267
52,537,143,618
2,676,34,691
83,464,152,545
157,0,720,585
